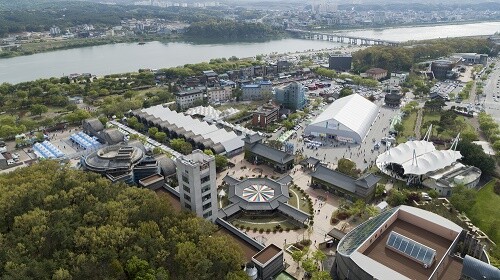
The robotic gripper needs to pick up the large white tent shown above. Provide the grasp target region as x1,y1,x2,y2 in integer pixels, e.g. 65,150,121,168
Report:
376,140,462,176
304,94,379,143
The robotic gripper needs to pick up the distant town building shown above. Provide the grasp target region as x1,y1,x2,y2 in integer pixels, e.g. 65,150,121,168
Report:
242,81,274,101
202,70,219,87
364,68,388,80
175,87,205,110
252,103,279,128
176,150,218,222
207,86,232,104
49,26,61,37
328,54,353,72
274,82,306,111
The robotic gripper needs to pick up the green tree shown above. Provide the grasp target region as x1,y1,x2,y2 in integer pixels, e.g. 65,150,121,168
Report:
336,158,359,178
302,258,318,275
457,140,496,176
30,104,48,116
339,87,353,98
148,127,159,137
312,250,326,269
387,189,408,207
170,138,192,155
155,132,167,143
311,271,332,280
291,250,306,270
450,184,477,213
125,256,156,280
214,155,229,171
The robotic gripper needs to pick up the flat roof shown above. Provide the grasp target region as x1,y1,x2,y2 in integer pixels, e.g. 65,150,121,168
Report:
139,173,164,185
253,244,282,265
363,219,452,280
216,227,260,261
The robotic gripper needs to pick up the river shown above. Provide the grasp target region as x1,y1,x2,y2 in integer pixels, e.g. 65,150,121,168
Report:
1,21,499,84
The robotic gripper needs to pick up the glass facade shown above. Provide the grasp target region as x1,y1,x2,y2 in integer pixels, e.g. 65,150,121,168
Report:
337,207,398,256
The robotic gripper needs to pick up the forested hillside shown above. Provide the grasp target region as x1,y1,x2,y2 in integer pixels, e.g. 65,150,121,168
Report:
0,161,247,279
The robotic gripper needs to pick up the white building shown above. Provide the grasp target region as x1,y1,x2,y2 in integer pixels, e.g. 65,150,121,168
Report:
174,87,205,110
304,94,379,143
176,150,218,222
242,81,273,101
207,86,232,103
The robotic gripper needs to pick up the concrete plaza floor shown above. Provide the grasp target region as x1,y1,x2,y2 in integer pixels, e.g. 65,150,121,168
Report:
218,154,361,279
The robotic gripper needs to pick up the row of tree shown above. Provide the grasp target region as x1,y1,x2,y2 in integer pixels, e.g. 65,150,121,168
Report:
185,20,283,40
352,37,495,73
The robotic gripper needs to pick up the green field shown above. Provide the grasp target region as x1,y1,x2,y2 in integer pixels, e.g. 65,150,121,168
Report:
288,186,313,214
467,180,500,245
397,111,417,143
230,213,298,231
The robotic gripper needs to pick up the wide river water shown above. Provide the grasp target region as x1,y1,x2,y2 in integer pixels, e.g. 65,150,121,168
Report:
1,21,499,84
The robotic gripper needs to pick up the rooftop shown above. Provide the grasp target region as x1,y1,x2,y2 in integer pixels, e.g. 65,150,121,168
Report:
253,244,282,266
363,219,452,280
216,227,260,261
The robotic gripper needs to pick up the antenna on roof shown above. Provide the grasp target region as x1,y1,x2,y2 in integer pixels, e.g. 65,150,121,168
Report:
423,124,432,142
450,133,460,151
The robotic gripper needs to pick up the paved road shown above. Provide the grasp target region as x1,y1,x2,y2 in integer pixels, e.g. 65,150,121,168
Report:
481,58,500,123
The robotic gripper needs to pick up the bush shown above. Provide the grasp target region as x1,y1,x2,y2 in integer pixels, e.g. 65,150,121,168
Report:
494,180,500,195
234,223,239,228
253,227,258,232
246,226,251,231
285,228,290,232
309,220,314,226
259,228,264,233
279,228,283,232
240,225,245,230
266,229,271,233
300,239,312,246
273,229,277,233
335,210,350,220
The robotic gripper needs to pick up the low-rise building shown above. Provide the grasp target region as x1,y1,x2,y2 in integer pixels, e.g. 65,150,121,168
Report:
365,68,388,80
242,81,273,101
310,165,380,202
252,103,279,128
243,134,294,173
175,87,205,110
207,86,232,103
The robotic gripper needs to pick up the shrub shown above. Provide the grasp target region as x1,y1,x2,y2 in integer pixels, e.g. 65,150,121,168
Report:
309,221,314,226
494,180,500,195
240,225,245,230
259,228,264,233
300,239,312,246
253,227,258,232
335,210,350,220
285,228,290,232
246,226,251,231
279,228,283,232
273,229,277,233
266,229,271,233
234,223,239,228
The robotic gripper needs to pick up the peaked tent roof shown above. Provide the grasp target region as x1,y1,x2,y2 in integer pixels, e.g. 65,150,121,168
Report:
308,94,378,141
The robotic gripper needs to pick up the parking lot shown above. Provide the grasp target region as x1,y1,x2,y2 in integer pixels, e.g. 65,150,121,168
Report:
482,58,500,122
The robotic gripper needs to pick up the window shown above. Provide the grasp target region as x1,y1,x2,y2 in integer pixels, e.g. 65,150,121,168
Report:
201,185,211,193
202,193,211,202
182,175,189,184
183,185,190,193
202,202,212,211
201,175,210,184
184,194,191,202
203,211,212,219
184,203,191,210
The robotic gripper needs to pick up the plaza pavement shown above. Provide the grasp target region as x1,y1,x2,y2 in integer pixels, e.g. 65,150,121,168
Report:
218,154,359,279
287,103,401,171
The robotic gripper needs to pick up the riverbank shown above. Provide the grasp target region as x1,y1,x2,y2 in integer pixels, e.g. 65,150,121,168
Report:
0,35,184,59
314,19,500,33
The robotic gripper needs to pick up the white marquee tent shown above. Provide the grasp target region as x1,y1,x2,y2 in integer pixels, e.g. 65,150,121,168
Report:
304,94,379,143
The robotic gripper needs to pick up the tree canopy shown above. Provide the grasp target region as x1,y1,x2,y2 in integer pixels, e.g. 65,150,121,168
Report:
0,161,246,279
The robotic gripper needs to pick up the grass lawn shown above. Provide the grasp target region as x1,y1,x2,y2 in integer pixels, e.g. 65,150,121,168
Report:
288,186,313,214
467,180,500,245
397,111,417,143
230,213,298,231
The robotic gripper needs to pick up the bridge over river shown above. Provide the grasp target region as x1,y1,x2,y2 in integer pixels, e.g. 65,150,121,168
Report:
286,29,400,46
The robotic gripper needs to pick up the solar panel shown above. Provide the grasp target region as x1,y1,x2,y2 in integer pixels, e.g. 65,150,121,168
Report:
386,231,436,268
